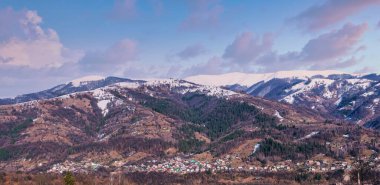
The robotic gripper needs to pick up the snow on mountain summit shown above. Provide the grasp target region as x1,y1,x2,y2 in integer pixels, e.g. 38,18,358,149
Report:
69,75,106,87
185,70,346,87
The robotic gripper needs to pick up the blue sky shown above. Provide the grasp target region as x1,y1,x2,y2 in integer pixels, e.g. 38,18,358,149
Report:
0,0,379,97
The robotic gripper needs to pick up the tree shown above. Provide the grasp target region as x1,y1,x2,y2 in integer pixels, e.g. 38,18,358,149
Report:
63,171,75,185
350,157,376,185
0,149,10,161
314,173,322,181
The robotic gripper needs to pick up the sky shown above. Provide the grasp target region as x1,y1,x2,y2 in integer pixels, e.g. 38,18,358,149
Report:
0,0,379,97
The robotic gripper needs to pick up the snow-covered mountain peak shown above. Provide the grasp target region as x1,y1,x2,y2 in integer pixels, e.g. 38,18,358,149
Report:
146,78,194,87
268,70,345,79
185,70,347,87
142,78,238,98
69,75,106,87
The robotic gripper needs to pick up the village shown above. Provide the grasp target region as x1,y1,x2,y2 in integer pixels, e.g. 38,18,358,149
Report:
47,155,380,175
122,156,352,174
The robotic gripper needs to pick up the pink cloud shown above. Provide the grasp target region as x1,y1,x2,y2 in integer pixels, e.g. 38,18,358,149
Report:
182,22,368,75
109,0,164,20
180,0,224,31
355,66,376,74
109,0,137,20
256,23,368,71
106,39,138,62
177,44,207,60
291,0,380,31
151,0,163,16
310,57,362,70
182,56,225,76
300,23,368,62
79,39,138,73
0,7,25,40
223,32,273,65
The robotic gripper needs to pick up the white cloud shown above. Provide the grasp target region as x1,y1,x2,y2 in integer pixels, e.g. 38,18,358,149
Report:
0,8,84,69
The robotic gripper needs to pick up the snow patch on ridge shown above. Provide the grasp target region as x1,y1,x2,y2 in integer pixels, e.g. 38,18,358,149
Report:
282,78,335,103
362,91,375,97
252,144,260,154
274,110,284,122
299,131,319,140
70,75,105,87
114,82,141,89
280,77,372,104
185,70,346,87
97,100,110,116
146,79,237,98
92,89,116,116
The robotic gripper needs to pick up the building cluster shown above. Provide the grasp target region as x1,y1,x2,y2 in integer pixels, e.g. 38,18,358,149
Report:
47,160,103,174
123,156,293,174
47,156,380,174
123,157,380,174
296,160,351,172
124,157,229,174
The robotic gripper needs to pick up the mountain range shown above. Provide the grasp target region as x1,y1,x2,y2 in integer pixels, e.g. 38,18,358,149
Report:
0,76,144,105
0,70,380,184
185,70,380,130
4,70,379,130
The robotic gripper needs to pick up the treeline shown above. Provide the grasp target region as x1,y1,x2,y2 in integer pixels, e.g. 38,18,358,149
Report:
0,141,69,162
0,118,33,139
67,137,172,157
142,93,276,139
0,148,10,161
178,138,205,153
255,138,329,161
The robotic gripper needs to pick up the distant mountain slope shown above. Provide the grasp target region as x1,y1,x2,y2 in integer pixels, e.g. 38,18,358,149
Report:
184,70,345,87
187,71,380,130
0,76,144,105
